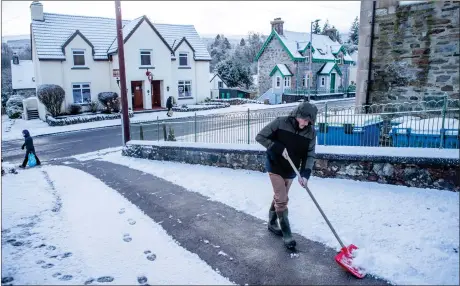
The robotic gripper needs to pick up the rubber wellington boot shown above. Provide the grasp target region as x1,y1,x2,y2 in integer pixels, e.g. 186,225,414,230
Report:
268,201,282,236
277,209,296,249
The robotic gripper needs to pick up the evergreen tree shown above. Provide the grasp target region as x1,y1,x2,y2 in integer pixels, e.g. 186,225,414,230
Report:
348,16,359,45
321,19,330,34
333,25,343,44
239,38,246,46
312,21,321,34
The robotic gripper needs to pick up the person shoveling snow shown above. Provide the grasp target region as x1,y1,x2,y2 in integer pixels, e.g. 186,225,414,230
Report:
256,101,318,250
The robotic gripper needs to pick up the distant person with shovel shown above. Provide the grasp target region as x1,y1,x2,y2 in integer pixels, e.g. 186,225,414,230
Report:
256,102,317,249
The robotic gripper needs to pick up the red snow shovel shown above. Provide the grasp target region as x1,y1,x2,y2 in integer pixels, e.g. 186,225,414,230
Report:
285,155,366,279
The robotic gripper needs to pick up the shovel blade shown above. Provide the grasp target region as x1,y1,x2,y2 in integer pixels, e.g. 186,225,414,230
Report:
335,244,366,279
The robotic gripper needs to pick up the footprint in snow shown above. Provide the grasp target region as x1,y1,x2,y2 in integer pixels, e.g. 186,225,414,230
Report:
12,241,24,247
42,263,54,269
144,250,151,254
97,276,114,283
1,277,14,284
145,251,157,261
47,245,56,251
52,272,61,278
36,260,45,265
123,234,132,242
59,275,73,281
61,252,72,258
119,208,125,214
84,278,95,285
128,219,136,225
137,276,148,284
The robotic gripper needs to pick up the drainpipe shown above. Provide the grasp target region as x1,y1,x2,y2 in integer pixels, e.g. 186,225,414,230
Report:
365,0,376,112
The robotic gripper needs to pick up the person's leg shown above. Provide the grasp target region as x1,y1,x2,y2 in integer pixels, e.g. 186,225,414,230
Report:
269,173,296,249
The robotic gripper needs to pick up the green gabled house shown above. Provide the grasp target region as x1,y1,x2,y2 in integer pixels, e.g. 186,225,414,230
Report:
256,18,355,103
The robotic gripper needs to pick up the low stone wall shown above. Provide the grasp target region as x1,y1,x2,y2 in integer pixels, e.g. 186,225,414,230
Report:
122,142,460,192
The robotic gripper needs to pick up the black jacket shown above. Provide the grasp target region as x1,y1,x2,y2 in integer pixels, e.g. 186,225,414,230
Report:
22,130,35,152
256,102,317,179
166,96,173,109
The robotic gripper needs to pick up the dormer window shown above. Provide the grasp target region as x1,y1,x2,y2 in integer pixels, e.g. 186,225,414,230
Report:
72,50,85,66
305,50,311,63
179,52,189,67
339,53,344,65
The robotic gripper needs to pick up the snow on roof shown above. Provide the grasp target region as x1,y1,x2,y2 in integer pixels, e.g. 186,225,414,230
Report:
32,13,211,61
318,62,337,74
272,64,292,76
275,30,350,62
107,16,144,54
11,60,36,90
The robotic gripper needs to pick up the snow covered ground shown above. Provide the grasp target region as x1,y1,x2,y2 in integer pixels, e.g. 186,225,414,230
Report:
81,150,459,285
1,165,233,285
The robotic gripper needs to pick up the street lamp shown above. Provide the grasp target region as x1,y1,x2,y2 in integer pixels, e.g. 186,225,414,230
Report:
309,19,320,101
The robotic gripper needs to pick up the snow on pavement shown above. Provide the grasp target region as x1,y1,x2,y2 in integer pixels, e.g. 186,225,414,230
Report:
96,152,459,285
1,166,233,285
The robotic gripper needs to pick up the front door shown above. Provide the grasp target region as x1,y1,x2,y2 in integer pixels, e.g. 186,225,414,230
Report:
132,81,143,109
330,73,336,93
151,80,161,108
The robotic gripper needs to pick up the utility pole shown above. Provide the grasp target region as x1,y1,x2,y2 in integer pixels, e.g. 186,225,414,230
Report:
115,0,130,144
309,19,320,102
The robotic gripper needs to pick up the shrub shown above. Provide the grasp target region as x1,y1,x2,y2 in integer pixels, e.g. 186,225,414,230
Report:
89,101,99,113
112,97,120,113
6,94,24,119
98,92,118,113
68,103,82,115
37,84,65,117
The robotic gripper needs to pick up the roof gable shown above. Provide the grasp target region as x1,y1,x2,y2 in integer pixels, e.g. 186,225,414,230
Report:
61,30,94,56
108,16,174,55
255,30,305,62
318,62,342,76
174,37,196,59
269,64,292,77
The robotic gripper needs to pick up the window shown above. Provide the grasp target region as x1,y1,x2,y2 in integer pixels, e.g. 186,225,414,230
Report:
276,77,281,88
179,52,188,66
302,77,306,87
320,77,326,87
72,83,91,104
140,50,152,66
307,74,312,88
218,81,223,89
339,54,344,65
178,80,192,98
72,50,85,66
284,76,291,88
305,50,311,63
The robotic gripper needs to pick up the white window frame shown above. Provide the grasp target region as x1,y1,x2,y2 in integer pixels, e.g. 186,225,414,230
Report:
140,49,152,67
276,76,281,88
72,82,91,104
72,49,86,66
179,52,189,67
306,74,311,88
305,49,311,63
284,76,291,88
218,81,223,89
320,76,326,87
178,80,192,98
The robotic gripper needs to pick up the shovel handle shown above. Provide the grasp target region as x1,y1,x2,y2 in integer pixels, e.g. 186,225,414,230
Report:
285,155,346,249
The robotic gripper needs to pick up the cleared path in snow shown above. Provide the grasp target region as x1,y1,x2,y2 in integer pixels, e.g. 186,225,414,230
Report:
62,159,387,285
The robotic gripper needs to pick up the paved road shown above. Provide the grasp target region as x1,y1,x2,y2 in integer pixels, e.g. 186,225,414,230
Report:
2,99,354,164
62,158,387,285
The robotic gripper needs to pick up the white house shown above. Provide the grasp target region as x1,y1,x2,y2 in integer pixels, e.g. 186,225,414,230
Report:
209,73,227,99
11,56,36,93
30,1,211,115
348,51,358,85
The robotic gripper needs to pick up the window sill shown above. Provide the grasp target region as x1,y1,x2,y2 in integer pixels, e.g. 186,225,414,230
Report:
178,66,192,69
139,66,155,69
178,97,194,100
72,67,90,70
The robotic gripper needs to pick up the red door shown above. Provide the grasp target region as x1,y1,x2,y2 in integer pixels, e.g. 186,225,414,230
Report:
132,81,143,109
151,81,161,107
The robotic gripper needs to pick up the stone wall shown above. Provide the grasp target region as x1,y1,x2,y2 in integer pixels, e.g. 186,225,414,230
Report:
357,0,460,106
122,142,460,192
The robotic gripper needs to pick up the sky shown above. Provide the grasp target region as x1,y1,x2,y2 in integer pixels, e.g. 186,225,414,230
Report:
1,1,360,38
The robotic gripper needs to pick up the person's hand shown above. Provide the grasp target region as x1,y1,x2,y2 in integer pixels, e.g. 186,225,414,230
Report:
282,148,289,160
298,177,308,188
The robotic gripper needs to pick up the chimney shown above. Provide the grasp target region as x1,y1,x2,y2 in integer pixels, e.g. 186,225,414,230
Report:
270,17,284,35
12,53,19,65
30,1,44,21
323,27,338,42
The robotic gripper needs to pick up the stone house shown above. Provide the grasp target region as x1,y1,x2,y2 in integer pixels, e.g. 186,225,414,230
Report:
256,18,355,103
29,0,211,117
